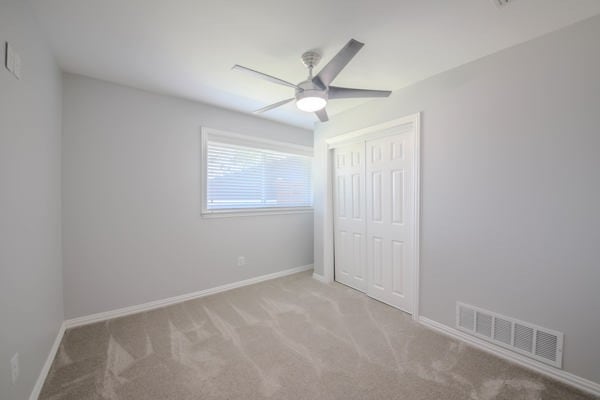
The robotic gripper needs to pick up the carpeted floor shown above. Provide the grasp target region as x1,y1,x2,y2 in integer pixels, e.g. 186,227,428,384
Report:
40,271,595,400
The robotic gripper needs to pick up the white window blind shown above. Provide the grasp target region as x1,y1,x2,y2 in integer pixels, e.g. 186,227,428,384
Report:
205,141,313,211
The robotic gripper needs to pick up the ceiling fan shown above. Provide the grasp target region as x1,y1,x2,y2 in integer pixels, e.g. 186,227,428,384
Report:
232,39,392,122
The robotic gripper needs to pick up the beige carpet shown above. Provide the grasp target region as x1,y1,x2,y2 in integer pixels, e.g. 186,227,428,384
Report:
40,271,595,400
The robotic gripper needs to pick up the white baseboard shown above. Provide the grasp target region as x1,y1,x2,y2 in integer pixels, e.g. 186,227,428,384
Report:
419,316,600,397
312,272,329,283
29,322,66,400
64,264,313,329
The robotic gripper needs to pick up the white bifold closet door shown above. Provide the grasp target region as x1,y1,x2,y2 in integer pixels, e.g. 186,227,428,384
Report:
333,132,414,314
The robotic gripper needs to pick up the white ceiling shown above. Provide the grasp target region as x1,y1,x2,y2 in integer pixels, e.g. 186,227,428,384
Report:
30,0,600,129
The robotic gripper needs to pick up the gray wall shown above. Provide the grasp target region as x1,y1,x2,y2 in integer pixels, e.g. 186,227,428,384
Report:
314,16,600,384
62,74,314,319
0,0,64,398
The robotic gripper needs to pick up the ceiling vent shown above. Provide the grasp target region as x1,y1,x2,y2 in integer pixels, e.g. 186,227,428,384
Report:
493,0,514,7
457,302,563,368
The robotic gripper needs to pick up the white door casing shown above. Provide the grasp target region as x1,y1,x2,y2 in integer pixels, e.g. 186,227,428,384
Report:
333,142,367,292
365,133,414,313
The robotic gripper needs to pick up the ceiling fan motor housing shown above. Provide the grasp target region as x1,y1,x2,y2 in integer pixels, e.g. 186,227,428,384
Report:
296,87,328,101
296,80,327,97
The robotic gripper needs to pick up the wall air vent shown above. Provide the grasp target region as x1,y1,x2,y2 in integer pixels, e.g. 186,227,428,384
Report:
456,302,563,368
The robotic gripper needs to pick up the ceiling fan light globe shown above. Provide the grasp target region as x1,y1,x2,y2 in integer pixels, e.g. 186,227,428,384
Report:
296,96,327,112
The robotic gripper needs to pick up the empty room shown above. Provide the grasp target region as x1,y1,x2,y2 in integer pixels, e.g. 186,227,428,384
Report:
1,0,599,399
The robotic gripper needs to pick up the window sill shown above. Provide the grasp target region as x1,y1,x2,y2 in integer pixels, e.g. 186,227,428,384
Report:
201,208,314,219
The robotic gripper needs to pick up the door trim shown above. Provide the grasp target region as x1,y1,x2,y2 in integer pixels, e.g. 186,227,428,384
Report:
322,112,421,320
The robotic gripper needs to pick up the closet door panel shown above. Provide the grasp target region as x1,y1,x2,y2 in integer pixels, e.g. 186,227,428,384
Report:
366,133,414,313
333,143,366,292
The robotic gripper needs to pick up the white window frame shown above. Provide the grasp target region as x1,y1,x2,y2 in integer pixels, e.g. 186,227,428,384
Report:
201,127,314,218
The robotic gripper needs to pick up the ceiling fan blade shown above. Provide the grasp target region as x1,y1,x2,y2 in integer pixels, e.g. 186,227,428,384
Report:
315,108,329,122
254,98,295,114
313,39,364,88
328,86,392,99
233,65,299,89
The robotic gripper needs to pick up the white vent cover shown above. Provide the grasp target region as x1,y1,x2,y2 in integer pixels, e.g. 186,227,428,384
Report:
457,302,563,368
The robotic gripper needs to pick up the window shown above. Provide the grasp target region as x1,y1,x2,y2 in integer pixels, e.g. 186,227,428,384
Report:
202,129,313,215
